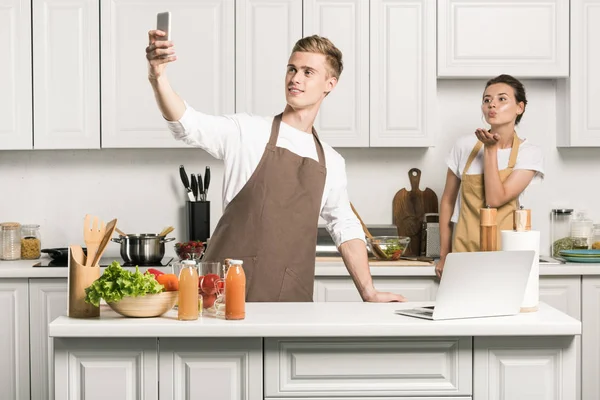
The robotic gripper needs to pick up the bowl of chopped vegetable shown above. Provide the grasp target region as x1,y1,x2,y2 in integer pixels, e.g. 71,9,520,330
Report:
366,236,410,261
84,261,178,318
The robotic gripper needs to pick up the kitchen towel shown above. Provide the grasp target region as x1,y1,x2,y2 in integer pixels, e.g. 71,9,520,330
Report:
501,230,540,312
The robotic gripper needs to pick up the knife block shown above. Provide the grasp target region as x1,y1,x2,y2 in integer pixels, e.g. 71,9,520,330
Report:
187,201,210,243
67,245,100,318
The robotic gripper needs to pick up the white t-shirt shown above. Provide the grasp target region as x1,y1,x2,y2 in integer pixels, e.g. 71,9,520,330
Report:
165,103,365,248
446,134,545,223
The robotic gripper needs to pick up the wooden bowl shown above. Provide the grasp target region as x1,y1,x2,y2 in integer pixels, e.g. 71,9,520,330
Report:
107,291,178,318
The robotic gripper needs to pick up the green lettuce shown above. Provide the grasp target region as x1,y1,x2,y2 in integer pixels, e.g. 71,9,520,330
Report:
84,261,164,307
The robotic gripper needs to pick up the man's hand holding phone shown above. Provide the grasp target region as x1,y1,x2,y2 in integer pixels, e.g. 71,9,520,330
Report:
146,12,176,81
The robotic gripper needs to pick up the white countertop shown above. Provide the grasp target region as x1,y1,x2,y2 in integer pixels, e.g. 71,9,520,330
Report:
48,301,580,338
1,257,600,278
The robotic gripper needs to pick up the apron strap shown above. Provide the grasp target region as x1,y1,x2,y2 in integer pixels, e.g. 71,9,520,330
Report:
269,113,326,168
462,141,483,178
508,133,521,169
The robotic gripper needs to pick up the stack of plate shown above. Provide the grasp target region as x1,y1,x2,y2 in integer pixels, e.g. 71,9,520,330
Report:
559,249,600,263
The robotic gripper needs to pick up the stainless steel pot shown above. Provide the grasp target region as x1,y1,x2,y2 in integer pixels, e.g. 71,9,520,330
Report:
111,234,175,264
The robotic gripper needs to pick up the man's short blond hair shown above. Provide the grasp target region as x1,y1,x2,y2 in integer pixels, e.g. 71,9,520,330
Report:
291,35,343,80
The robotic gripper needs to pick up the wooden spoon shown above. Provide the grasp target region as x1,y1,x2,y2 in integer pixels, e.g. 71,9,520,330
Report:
349,202,388,259
83,215,106,267
115,227,127,237
91,218,118,267
159,226,175,237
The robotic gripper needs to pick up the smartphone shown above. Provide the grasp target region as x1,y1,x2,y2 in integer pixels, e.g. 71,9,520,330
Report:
156,11,171,41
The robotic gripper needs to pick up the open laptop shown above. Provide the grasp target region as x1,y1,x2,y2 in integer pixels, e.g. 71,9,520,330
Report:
396,250,535,320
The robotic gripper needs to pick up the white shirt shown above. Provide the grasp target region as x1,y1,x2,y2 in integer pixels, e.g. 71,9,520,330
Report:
446,134,545,223
166,103,365,248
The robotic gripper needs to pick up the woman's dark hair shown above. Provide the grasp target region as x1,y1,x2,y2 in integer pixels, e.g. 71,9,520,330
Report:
484,74,528,125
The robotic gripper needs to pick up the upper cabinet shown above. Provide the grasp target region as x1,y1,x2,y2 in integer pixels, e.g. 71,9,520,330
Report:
557,0,600,147
101,0,235,148
370,0,437,147
0,0,32,150
236,0,301,117
303,0,369,147
437,0,569,78
33,0,100,149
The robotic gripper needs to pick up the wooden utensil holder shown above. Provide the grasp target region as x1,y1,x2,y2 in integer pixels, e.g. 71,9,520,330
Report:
480,208,498,251
68,245,100,318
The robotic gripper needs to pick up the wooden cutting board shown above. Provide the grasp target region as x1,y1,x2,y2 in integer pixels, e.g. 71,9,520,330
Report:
392,168,439,256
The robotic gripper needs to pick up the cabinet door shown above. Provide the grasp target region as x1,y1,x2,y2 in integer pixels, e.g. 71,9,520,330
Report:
29,279,68,400
236,0,301,116
0,0,32,150
54,338,158,400
539,276,581,319
0,280,30,400
314,277,438,302
33,0,100,149
370,0,436,147
303,0,369,147
159,337,262,400
437,0,569,78
582,277,600,400
101,0,235,148
557,0,600,147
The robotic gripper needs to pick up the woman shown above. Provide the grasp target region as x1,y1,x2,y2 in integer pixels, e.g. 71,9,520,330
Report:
436,75,544,278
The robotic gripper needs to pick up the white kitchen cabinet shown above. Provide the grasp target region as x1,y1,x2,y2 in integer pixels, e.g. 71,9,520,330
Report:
474,336,577,400
557,0,600,147
437,0,569,78
0,0,32,150
582,277,600,400
29,279,68,400
101,0,235,148
370,0,437,147
539,276,581,319
303,0,369,147
54,338,158,400
33,0,100,149
264,337,472,397
0,280,30,400
314,276,438,302
236,0,301,117
159,337,263,400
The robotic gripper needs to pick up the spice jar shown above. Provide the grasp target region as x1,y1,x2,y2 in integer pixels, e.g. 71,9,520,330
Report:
21,224,41,260
1,222,22,260
592,224,600,250
551,209,574,257
571,211,593,250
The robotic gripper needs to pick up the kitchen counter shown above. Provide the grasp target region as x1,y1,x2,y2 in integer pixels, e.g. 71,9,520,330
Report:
3,256,600,278
49,301,580,338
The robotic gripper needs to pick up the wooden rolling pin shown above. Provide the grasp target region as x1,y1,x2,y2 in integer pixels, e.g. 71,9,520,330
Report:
480,207,498,251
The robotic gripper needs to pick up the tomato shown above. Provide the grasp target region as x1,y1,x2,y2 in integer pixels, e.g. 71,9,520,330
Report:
201,273,220,295
146,268,165,280
391,250,403,260
157,273,179,291
202,293,217,308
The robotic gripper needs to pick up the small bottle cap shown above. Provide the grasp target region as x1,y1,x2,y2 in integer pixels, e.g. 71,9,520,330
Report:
229,260,243,265
181,260,196,266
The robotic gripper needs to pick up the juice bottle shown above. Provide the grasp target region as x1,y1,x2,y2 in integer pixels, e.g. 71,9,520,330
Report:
225,260,246,320
178,260,199,321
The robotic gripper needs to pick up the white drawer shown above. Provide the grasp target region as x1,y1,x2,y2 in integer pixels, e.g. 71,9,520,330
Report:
264,337,472,397
266,398,471,400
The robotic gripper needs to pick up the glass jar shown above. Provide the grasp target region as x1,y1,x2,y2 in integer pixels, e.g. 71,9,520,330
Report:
551,209,574,257
592,224,600,250
1,222,22,260
571,211,593,249
20,224,41,260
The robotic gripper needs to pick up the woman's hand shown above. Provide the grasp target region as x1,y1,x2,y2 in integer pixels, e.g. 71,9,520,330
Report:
146,30,176,80
435,256,446,279
475,128,500,147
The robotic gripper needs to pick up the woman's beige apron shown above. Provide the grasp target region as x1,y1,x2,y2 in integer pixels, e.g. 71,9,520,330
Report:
452,134,521,252
203,113,326,302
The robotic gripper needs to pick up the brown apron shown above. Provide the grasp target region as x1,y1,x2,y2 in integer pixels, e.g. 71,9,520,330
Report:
203,113,326,302
452,134,521,252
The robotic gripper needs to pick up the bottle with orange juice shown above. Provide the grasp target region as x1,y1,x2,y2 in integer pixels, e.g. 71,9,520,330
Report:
178,260,199,321
225,260,245,320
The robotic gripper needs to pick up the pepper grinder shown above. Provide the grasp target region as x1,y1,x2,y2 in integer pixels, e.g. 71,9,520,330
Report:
513,206,531,232
480,207,498,251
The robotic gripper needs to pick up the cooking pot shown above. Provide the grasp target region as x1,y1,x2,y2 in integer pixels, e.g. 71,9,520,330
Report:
111,234,175,265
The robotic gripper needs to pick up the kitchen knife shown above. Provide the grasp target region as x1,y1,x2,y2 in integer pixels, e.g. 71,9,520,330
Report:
204,166,211,201
179,165,196,202
197,173,204,202
191,174,198,202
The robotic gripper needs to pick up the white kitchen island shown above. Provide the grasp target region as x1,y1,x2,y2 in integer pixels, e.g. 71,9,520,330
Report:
49,301,580,400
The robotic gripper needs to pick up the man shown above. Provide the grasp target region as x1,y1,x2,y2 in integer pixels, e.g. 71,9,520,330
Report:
146,31,406,303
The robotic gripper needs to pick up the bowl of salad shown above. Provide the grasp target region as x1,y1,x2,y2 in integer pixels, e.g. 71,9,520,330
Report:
366,236,410,261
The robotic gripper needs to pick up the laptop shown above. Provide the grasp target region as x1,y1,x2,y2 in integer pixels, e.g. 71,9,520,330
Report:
396,250,535,321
